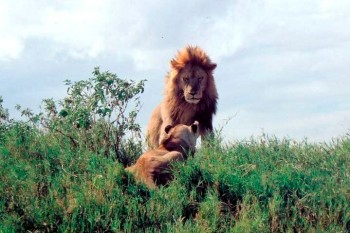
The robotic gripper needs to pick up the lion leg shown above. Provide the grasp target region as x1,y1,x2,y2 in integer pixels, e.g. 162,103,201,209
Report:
198,118,214,144
146,105,163,149
158,104,174,145
158,122,170,145
158,116,174,145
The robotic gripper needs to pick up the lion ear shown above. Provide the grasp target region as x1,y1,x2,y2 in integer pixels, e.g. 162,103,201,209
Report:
170,59,183,70
164,125,173,134
206,62,217,71
191,121,199,134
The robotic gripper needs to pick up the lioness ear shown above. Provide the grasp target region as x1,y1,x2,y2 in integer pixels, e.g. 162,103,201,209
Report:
191,121,199,134
164,125,173,134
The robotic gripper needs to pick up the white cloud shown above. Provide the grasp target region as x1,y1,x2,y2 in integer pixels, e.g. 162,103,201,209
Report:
1,0,350,142
0,2,23,60
0,36,23,60
131,48,174,72
0,0,150,60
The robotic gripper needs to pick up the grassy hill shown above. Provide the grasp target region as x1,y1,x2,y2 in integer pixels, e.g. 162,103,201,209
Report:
1,70,349,232
1,122,349,232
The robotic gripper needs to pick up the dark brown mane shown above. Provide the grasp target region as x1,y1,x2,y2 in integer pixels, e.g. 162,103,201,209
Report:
166,46,218,115
170,46,217,71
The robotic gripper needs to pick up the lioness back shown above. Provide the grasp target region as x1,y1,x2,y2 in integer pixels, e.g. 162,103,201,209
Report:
127,121,199,189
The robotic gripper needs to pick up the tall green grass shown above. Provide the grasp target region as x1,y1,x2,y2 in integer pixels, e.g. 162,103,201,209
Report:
1,123,350,232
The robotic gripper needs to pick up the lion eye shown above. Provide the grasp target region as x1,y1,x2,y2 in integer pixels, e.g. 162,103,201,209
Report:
183,77,189,83
198,77,203,81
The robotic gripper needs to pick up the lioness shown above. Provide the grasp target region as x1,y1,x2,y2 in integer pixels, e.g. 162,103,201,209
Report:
126,121,199,189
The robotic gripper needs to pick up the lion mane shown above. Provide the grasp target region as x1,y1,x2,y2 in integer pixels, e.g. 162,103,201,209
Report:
147,46,218,149
126,121,199,189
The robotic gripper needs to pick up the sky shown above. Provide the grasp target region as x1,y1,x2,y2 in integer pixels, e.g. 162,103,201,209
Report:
1,0,350,142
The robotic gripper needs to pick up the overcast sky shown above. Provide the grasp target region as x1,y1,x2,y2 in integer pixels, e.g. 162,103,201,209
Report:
1,0,350,142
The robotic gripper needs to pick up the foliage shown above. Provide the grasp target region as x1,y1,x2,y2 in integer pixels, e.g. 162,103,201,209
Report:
48,67,145,164
0,97,10,142
0,96,10,123
1,120,350,232
3,67,146,165
1,69,350,232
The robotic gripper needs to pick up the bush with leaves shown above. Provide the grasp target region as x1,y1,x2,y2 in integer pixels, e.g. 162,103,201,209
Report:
39,67,146,165
0,97,10,124
0,97,10,142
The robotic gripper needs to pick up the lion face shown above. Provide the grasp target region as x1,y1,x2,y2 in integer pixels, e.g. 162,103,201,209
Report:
178,65,208,104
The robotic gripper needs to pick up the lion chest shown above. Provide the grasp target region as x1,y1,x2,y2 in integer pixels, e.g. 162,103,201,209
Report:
170,105,197,125
163,95,215,131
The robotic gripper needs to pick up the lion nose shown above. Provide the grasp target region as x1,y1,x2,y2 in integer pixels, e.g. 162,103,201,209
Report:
189,91,196,96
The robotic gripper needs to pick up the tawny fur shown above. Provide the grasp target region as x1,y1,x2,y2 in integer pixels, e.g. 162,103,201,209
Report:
147,46,218,149
126,122,199,189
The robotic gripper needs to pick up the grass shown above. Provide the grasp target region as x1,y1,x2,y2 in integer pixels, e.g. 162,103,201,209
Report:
1,123,350,232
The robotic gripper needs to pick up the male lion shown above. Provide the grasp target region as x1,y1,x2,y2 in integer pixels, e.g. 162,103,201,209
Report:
147,46,218,149
126,121,199,189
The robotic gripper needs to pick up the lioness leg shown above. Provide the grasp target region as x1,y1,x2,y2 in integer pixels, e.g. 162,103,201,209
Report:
160,151,183,163
141,152,181,189
142,176,157,189
151,151,182,187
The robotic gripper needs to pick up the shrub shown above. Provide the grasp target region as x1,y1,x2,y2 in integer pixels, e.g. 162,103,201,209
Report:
38,67,146,165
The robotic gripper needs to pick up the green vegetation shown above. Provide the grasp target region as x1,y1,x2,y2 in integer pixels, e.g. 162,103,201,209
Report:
1,69,350,232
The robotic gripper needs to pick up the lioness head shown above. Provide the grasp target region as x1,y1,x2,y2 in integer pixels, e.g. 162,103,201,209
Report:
161,121,200,153
170,46,217,104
